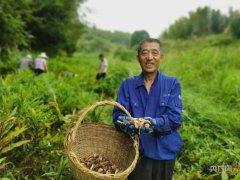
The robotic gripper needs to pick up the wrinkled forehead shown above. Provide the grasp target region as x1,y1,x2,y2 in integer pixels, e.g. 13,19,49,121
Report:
140,42,161,51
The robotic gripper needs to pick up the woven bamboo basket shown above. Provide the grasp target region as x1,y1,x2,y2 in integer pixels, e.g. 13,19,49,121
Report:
64,100,139,180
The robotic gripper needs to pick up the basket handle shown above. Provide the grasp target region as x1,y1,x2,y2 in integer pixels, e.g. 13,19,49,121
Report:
72,100,132,140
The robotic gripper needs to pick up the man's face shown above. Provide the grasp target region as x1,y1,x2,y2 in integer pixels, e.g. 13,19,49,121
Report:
137,42,164,74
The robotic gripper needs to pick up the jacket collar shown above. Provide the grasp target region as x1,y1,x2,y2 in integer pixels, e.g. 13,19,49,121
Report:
135,69,161,88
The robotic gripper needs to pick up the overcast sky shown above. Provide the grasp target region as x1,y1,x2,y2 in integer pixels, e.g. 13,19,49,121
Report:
80,0,240,37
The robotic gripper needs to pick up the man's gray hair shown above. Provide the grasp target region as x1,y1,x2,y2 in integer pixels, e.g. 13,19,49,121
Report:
137,38,163,55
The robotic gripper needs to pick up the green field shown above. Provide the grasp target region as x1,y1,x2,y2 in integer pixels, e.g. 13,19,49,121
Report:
0,36,240,179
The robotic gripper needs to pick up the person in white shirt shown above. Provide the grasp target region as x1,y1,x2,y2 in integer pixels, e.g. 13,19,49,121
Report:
96,53,108,80
19,54,33,70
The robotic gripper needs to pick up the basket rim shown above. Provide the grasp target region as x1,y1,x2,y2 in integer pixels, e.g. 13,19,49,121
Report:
72,100,131,140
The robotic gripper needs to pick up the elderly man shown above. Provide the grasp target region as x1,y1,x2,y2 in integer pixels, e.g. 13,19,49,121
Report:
112,38,183,180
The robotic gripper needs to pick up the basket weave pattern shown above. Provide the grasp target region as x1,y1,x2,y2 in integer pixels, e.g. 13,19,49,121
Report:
65,101,139,180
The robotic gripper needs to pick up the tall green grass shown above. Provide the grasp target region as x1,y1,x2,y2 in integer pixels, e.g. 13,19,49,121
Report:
161,36,240,179
0,35,239,179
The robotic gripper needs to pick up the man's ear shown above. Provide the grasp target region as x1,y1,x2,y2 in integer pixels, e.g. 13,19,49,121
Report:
136,54,140,62
160,54,164,61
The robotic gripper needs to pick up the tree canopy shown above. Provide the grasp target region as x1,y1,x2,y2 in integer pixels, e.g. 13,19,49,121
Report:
229,12,240,39
0,0,86,60
77,27,131,53
161,6,239,39
130,30,150,47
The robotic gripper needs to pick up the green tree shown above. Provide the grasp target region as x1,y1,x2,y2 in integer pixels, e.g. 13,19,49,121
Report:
162,17,192,39
0,0,86,60
28,0,86,56
77,27,131,53
189,6,212,36
210,9,228,34
0,0,32,61
162,6,228,39
130,30,150,47
84,27,131,47
229,14,240,39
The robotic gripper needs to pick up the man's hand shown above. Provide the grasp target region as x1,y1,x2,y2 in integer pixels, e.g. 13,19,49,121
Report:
144,117,157,127
137,117,156,134
116,116,138,136
116,116,157,135
118,116,133,121
139,126,153,134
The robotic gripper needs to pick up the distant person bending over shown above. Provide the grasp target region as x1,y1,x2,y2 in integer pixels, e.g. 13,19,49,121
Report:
96,53,108,80
19,54,34,70
112,38,183,180
34,52,48,75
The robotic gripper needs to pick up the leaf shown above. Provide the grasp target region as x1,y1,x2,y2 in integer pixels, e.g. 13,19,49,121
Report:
0,117,15,138
1,140,31,154
41,172,58,177
0,126,27,149
56,157,67,179
221,169,228,180
10,107,18,117
234,172,240,180
0,157,6,164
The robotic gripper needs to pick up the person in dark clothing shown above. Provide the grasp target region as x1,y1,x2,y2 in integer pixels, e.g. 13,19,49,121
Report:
112,38,183,180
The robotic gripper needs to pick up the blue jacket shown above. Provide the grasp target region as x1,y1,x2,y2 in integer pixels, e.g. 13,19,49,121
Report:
112,70,183,160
